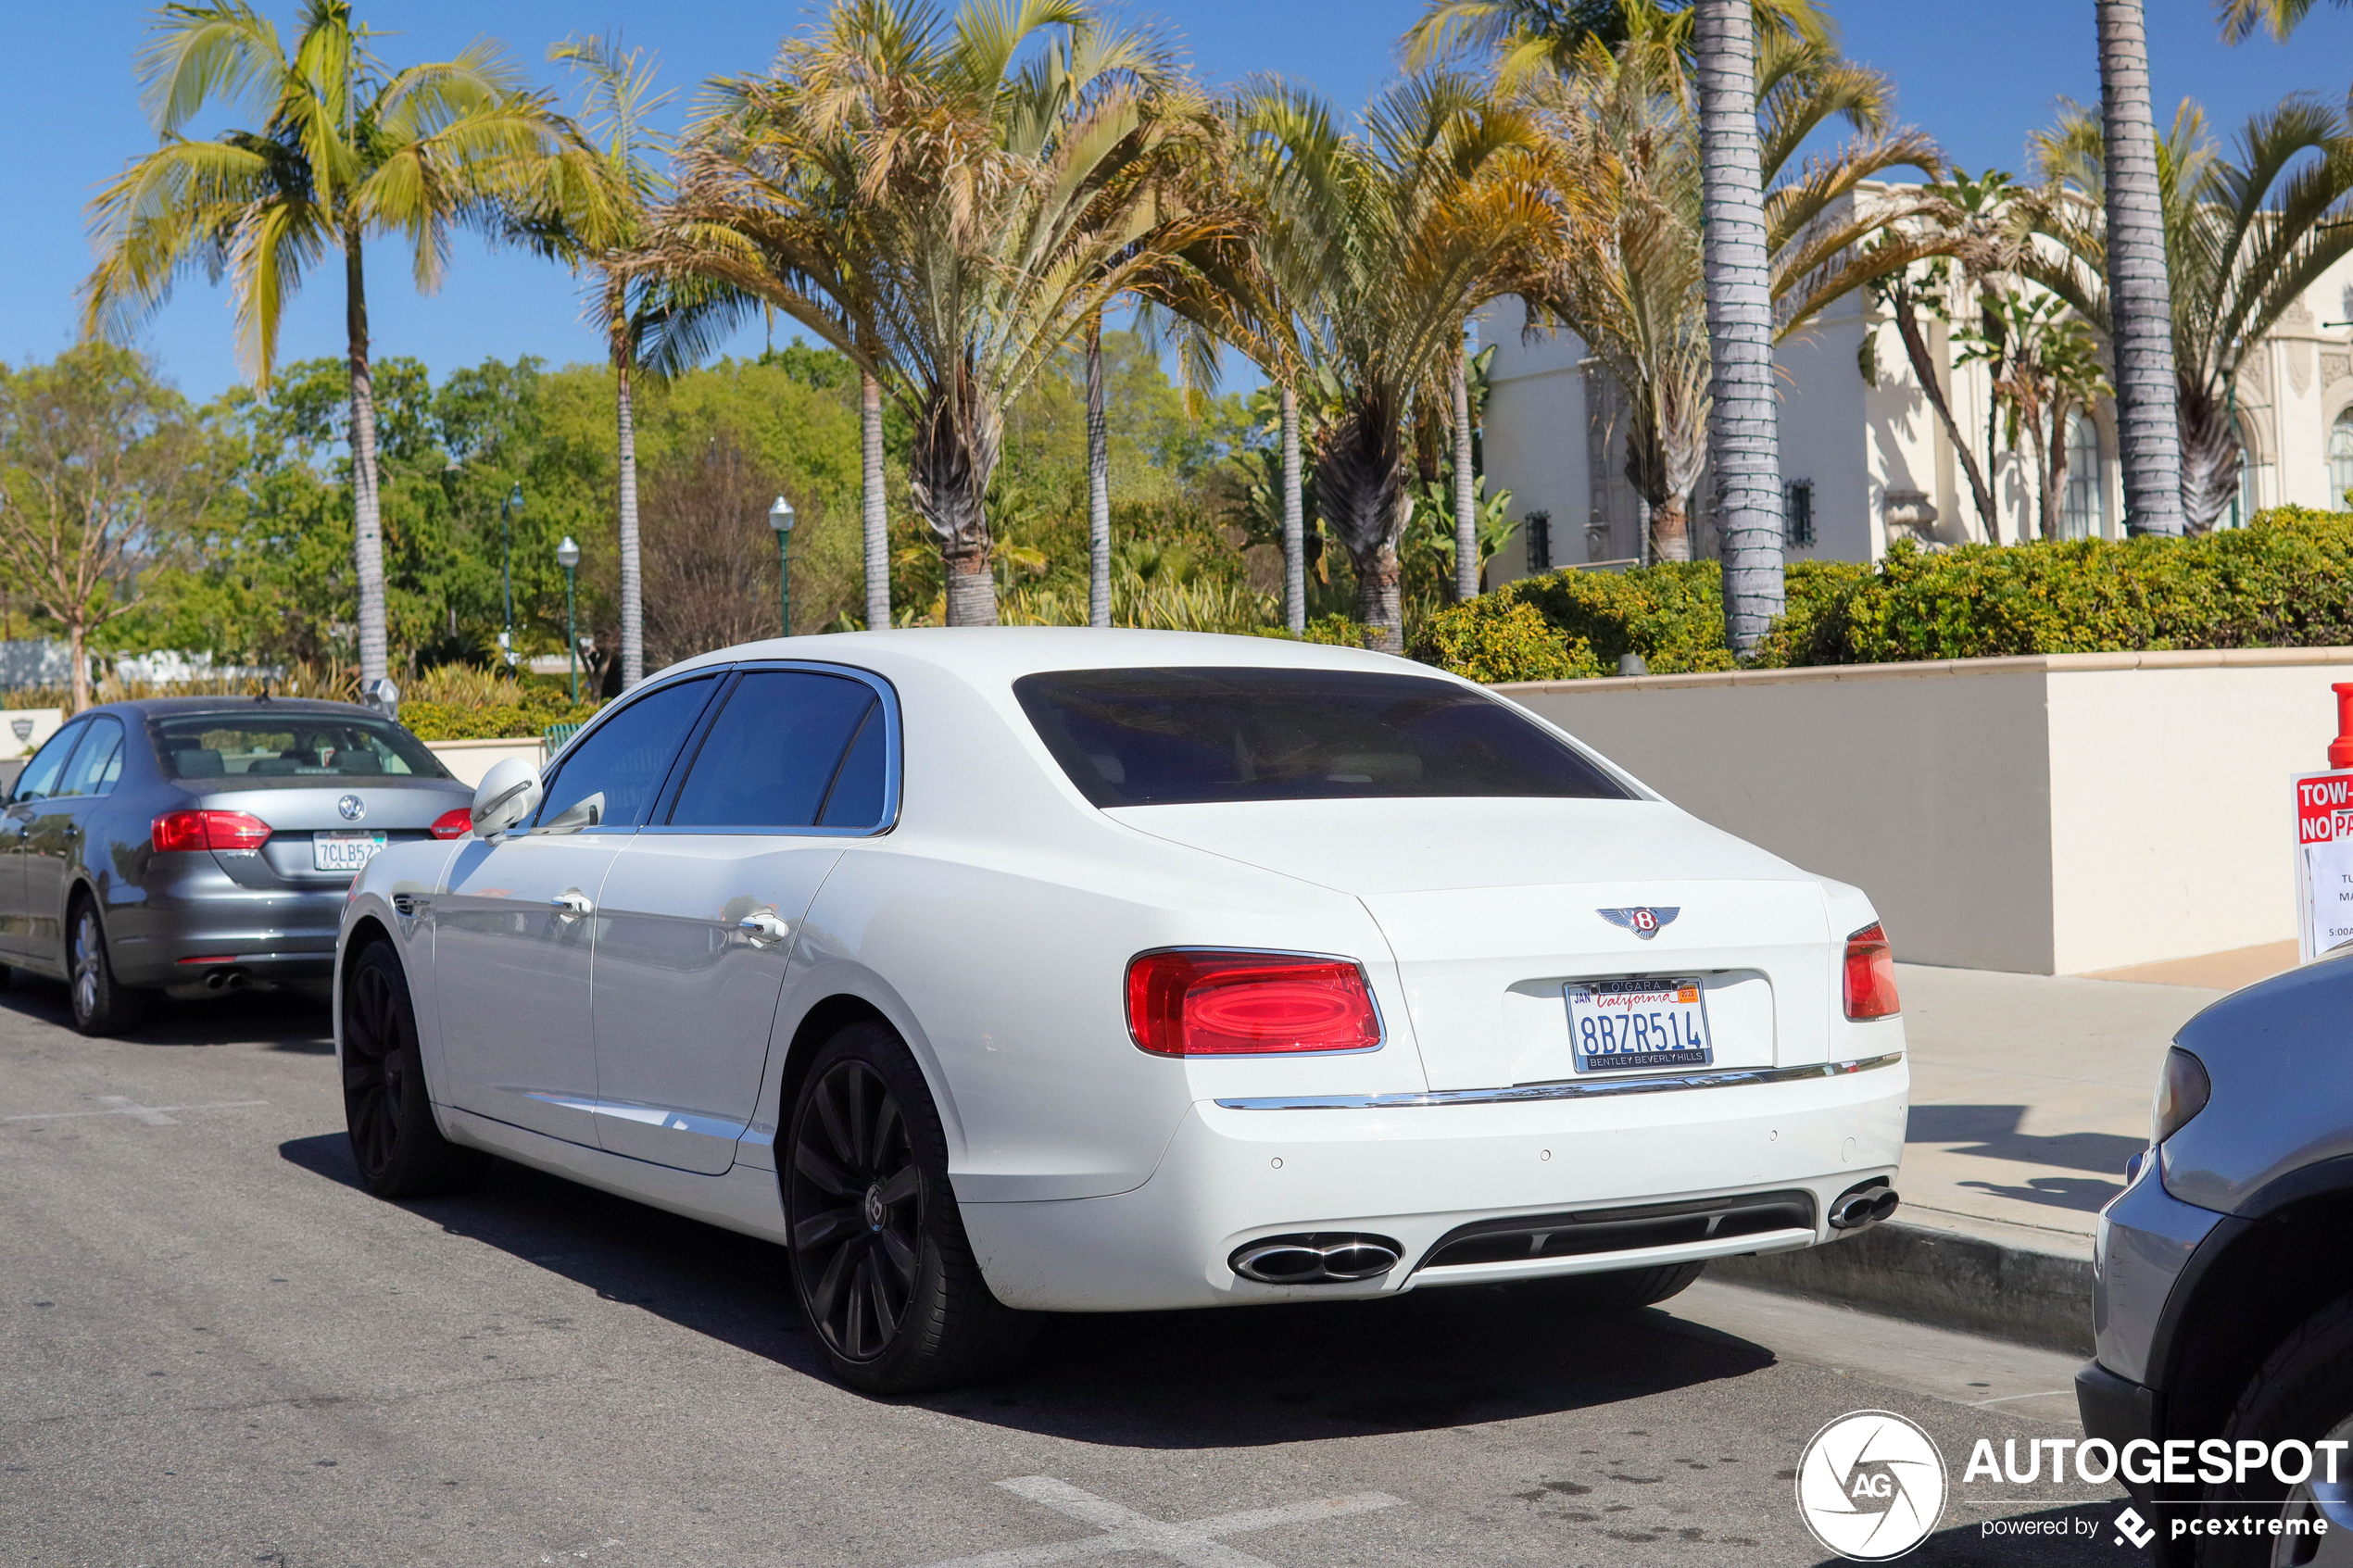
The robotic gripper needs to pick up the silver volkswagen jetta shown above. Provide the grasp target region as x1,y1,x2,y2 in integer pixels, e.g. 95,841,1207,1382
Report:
0,696,475,1034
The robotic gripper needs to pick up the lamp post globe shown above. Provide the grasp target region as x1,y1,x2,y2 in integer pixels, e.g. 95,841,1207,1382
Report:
769,495,796,637
556,535,581,704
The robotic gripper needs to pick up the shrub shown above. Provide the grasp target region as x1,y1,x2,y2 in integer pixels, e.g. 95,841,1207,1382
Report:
1255,614,1376,648
1409,599,1602,683
1408,507,2353,683
398,668,599,742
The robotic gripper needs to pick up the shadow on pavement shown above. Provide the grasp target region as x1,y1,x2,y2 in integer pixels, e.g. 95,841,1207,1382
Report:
277,1131,1778,1449
1907,1104,2144,1179
0,973,333,1051
1956,1174,2125,1214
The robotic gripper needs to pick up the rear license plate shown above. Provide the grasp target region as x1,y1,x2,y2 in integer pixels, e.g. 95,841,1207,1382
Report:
312,832,387,872
1564,977,1714,1073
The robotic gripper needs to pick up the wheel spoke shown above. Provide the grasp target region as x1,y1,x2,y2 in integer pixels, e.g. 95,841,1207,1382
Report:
792,1139,860,1198
812,1074,858,1169
863,1256,899,1344
791,1206,859,1252
874,1224,917,1286
806,1228,860,1324
842,1068,870,1169
875,1162,919,1207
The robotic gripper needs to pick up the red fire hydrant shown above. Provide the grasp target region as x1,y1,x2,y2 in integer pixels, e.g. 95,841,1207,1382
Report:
2332,683,2353,771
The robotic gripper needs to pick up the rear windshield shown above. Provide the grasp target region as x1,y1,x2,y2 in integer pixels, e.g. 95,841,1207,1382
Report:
152,712,450,781
1014,667,1632,807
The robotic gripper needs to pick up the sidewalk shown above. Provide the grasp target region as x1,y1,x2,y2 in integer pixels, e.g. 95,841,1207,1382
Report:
1717,956,2288,1353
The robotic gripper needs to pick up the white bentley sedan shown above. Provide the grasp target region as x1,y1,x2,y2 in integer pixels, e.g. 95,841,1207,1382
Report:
337,630,1907,1392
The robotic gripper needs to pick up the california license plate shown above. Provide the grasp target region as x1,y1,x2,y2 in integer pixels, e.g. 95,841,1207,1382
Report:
1564,977,1714,1073
312,832,387,872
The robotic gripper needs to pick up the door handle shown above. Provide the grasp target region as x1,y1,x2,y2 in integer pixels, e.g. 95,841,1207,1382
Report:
737,909,791,944
549,889,595,918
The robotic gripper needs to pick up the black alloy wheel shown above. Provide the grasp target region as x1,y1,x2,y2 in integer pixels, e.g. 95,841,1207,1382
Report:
341,942,488,1199
68,897,145,1036
783,1022,1037,1394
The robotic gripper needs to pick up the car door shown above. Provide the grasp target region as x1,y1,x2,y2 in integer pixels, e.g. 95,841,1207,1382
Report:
431,674,723,1148
0,719,86,961
21,717,122,967
589,666,896,1173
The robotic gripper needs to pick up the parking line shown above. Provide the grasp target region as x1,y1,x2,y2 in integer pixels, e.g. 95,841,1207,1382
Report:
2,1098,268,1124
909,1476,1405,1568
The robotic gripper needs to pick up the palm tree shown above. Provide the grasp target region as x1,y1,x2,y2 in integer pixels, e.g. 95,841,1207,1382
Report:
1523,23,1941,566
1085,312,1111,626
1402,0,1832,83
2025,94,2353,530
644,0,1224,627
2216,0,2352,39
82,0,567,686
2094,0,2187,535
1208,76,1552,652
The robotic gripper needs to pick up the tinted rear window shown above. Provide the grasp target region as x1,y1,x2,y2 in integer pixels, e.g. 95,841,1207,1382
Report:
1014,667,1632,807
153,712,449,780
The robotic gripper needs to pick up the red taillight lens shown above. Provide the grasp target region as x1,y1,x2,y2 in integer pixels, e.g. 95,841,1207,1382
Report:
1126,950,1382,1057
1843,922,1900,1020
430,807,473,840
151,809,272,854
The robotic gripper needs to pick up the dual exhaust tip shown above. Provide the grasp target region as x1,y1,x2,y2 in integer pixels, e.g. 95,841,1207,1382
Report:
1829,1182,1900,1232
1230,1232,1403,1286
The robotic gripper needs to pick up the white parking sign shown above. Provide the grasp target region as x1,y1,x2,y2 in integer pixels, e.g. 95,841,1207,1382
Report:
2295,771,2353,962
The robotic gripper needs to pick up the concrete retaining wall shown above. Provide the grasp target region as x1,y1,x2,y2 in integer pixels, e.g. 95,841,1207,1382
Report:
1497,648,2353,973
422,736,545,789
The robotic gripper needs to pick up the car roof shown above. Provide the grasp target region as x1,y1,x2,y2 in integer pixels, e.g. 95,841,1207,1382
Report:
94,696,387,720
652,627,1455,690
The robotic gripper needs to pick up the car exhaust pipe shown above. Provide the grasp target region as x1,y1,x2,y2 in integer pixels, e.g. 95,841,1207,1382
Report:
1828,1183,1900,1232
1229,1233,1403,1286
201,967,248,994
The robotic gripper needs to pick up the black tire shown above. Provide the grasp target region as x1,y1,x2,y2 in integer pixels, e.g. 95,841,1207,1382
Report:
1528,1261,1708,1316
783,1022,1038,1394
2196,1290,2353,1567
341,941,489,1199
67,897,145,1037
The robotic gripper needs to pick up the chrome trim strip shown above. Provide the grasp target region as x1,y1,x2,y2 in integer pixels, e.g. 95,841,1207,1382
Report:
1212,1051,1904,1110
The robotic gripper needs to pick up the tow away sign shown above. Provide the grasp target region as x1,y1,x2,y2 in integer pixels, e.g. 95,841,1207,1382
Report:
2296,771,2353,962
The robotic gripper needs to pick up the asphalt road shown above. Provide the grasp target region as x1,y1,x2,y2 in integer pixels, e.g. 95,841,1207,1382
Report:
0,979,2150,1568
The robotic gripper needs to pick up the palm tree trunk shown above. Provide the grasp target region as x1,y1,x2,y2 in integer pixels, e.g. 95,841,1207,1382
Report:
1355,546,1403,648
1281,383,1304,633
1453,334,1478,601
616,356,643,690
346,239,388,685
1086,315,1111,628
2097,0,2187,536
1649,495,1692,563
2177,377,2244,531
1695,0,1784,654
862,373,888,631
1316,402,1413,653
911,395,999,627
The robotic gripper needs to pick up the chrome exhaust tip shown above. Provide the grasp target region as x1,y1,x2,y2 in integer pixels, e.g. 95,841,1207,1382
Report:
1229,1232,1403,1286
1828,1183,1899,1231
201,967,248,993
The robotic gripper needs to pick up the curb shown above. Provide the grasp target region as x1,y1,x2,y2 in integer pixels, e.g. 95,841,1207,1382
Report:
1711,1218,2095,1357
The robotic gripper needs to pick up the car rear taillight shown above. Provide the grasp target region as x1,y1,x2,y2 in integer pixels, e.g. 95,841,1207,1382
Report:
1843,922,1900,1020
430,807,473,840
151,809,272,854
1126,949,1382,1058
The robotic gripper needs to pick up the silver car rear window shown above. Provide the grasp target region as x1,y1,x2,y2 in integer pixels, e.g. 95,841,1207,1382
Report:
1014,667,1631,807
152,713,450,781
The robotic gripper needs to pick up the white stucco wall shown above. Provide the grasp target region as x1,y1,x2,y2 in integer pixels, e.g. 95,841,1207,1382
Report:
1495,650,2353,974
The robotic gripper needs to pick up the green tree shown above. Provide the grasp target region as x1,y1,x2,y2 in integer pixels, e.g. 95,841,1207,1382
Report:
649,0,1226,626
82,0,571,684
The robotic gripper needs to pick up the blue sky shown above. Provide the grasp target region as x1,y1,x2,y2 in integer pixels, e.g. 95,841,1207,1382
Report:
8,0,2353,401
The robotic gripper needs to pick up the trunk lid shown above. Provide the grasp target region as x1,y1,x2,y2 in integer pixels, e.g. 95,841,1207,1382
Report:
1111,797,1842,1090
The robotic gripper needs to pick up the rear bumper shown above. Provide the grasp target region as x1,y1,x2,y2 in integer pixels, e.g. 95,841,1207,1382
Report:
107,870,346,986
958,1051,1908,1311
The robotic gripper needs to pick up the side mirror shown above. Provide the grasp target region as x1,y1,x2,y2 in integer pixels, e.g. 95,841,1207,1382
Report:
472,757,541,838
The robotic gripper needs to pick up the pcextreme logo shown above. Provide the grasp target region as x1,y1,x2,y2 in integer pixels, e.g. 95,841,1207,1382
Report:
1796,1411,1948,1561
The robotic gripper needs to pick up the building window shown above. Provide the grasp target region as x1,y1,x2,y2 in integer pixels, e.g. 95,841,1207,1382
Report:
1783,481,1814,547
1525,509,1551,571
2331,409,2353,509
2061,413,2105,539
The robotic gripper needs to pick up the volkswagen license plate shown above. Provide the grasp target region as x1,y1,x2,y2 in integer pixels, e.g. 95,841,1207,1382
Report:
312,832,387,872
1564,977,1713,1073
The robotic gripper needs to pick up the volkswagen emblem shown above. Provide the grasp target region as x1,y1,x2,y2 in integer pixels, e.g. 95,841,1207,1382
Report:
1599,906,1679,939
336,794,366,822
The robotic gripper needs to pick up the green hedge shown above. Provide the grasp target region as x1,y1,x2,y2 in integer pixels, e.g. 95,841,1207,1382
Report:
1408,507,2353,683
401,694,602,743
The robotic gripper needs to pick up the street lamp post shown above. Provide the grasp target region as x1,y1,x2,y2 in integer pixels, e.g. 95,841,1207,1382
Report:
500,483,524,673
556,535,581,704
769,495,796,637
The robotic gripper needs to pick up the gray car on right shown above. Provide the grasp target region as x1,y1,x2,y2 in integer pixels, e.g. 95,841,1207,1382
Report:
2080,955,2353,1565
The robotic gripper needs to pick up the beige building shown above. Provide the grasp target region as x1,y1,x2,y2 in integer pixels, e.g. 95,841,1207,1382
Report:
1478,252,2353,579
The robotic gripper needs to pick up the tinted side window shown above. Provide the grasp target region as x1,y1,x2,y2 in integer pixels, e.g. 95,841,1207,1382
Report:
14,721,86,804
819,707,887,828
534,677,716,831
59,717,125,798
668,671,880,830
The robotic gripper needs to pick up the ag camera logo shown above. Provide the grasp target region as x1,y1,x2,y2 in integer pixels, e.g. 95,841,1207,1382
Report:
1796,1411,1948,1561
